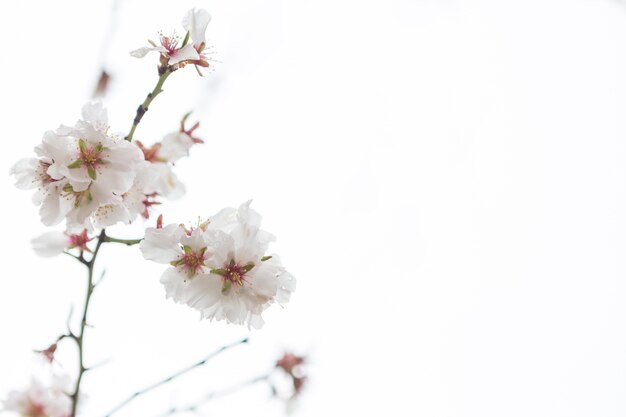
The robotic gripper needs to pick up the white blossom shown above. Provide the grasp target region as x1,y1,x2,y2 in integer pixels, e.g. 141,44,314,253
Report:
131,9,212,72
140,202,295,328
11,102,145,231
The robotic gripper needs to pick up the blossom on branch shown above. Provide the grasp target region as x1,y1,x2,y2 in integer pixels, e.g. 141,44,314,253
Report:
140,201,296,328
131,8,213,73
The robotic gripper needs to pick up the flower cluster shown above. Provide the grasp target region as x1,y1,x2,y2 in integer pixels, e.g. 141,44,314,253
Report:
11,104,201,235
141,201,296,328
11,102,142,231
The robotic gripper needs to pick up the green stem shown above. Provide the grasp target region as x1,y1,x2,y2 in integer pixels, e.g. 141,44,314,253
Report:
105,236,142,246
70,229,107,417
126,67,173,142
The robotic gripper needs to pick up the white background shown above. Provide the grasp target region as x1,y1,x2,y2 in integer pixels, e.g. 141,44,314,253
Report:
1,0,626,416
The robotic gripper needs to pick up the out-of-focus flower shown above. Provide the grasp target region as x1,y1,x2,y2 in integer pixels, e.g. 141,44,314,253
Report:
140,201,295,328
159,114,204,162
2,378,71,417
92,70,111,98
275,352,307,413
31,229,93,257
276,353,306,375
34,343,58,364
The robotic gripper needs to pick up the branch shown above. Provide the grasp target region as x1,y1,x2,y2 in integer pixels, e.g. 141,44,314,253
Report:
103,337,249,417
104,236,143,246
125,67,174,142
70,229,107,417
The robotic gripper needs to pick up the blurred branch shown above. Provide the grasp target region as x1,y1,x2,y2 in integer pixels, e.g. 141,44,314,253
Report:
103,337,249,417
156,372,271,417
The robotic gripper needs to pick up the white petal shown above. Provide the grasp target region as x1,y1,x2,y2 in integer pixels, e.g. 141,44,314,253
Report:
81,101,108,129
159,131,194,162
130,46,165,58
140,224,185,264
183,274,223,311
39,183,73,227
141,163,186,199
168,44,200,65
10,158,40,190
182,8,211,47
31,231,69,257
160,269,223,310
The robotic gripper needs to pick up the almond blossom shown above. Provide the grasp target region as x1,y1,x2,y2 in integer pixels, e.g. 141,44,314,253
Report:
140,202,296,328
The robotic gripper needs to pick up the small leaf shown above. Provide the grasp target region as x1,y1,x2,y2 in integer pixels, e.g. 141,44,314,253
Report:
181,31,190,47
87,166,97,180
243,262,255,273
261,256,272,262
67,160,82,169
183,245,193,254
221,281,232,294
211,268,228,277
78,139,87,153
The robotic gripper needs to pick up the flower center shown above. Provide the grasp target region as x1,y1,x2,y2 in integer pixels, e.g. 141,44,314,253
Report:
69,230,92,251
159,33,180,54
68,139,106,180
171,245,207,276
212,259,255,288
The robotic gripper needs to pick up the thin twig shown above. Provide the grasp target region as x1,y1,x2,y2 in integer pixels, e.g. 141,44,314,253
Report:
156,372,271,417
103,337,249,417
